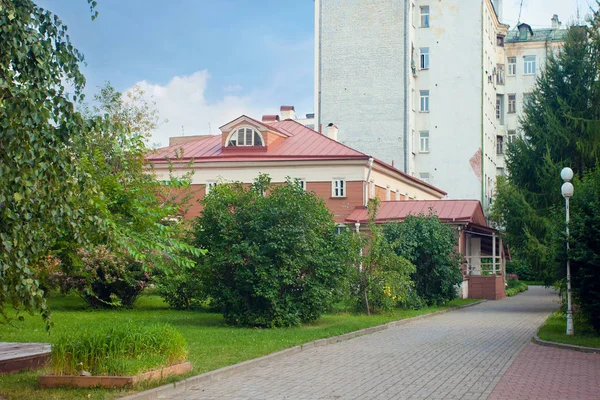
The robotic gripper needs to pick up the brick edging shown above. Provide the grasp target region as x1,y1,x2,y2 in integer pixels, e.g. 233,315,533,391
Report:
532,335,600,354
118,299,486,400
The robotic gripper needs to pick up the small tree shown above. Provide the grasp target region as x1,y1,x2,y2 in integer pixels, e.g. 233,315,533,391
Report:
384,213,463,305
193,175,352,327
354,199,416,314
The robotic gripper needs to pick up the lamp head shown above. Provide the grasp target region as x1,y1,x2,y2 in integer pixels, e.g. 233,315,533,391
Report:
561,167,574,182
561,182,574,198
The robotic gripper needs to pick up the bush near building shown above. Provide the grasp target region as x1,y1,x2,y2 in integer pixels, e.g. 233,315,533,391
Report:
192,175,353,328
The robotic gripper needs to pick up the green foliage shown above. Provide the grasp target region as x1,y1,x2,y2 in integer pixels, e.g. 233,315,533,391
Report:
193,175,352,327
505,277,528,297
568,167,600,331
51,321,188,376
384,213,463,305
490,16,600,285
53,246,151,308
538,311,600,348
352,199,416,314
505,259,535,282
0,0,95,324
155,264,207,310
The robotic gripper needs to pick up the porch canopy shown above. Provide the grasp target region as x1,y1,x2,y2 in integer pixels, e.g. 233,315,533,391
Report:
345,200,510,273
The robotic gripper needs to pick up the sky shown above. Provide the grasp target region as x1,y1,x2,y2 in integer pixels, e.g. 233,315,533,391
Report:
38,0,591,147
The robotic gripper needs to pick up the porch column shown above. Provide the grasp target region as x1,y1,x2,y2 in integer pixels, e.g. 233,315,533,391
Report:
492,232,496,274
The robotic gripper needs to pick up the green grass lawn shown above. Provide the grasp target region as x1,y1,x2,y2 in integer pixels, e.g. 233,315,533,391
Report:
0,294,480,400
537,312,600,348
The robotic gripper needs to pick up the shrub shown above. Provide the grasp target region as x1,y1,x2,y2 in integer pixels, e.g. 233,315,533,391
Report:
506,259,536,281
384,214,463,305
51,322,187,376
506,276,528,297
155,266,206,310
193,175,353,327
55,246,150,308
352,199,417,314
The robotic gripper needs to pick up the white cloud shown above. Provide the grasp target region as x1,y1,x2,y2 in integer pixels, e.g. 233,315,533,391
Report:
129,70,273,147
223,84,243,92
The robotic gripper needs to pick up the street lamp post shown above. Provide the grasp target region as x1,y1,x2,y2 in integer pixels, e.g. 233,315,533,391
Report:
561,167,575,336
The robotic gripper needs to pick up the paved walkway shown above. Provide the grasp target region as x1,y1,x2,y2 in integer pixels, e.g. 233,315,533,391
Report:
489,343,600,400
167,287,558,400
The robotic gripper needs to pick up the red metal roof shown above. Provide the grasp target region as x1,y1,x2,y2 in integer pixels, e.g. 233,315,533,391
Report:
345,200,487,226
148,119,369,162
147,118,446,196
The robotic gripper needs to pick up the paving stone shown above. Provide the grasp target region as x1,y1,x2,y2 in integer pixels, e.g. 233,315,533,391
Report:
164,287,558,400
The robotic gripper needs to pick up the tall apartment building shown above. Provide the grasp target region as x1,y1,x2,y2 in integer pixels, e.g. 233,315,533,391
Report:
314,0,565,208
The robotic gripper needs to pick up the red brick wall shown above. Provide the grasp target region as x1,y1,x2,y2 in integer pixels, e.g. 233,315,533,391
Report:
467,276,506,300
181,181,364,224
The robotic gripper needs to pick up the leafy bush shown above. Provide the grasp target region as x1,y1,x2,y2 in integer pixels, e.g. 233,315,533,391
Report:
352,200,417,314
54,246,150,308
569,166,600,332
193,175,353,327
506,276,528,297
51,322,187,376
506,259,536,281
155,266,206,310
384,214,463,305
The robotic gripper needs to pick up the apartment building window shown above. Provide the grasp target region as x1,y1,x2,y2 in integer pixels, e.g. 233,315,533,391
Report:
206,181,218,194
524,56,536,75
496,135,504,155
496,95,504,125
332,179,345,197
419,131,430,152
497,167,506,176
420,6,430,28
420,48,429,69
497,35,505,47
507,57,516,76
508,94,516,113
419,90,430,112
523,92,533,106
496,64,505,85
297,179,306,191
419,173,430,183
369,180,375,198
507,130,517,144
386,186,391,201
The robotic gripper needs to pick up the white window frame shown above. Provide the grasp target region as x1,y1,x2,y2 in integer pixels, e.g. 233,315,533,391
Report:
523,56,536,75
507,57,516,76
296,179,306,191
386,186,391,201
420,47,429,69
419,90,429,112
395,190,401,201
419,131,430,153
420,6,430,28
332,179,346,198
369,180,375,198
523,92,533,106
226,126,265,147
507,130,517,144
206,181,218,194
419,173,430,183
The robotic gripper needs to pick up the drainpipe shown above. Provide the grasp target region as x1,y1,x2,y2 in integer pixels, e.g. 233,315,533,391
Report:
403,0,410,173
364,157,374,207
481,1,486,205
355,222,362,271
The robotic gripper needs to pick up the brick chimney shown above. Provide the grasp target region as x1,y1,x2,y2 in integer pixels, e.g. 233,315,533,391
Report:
326,123,338,141
262,115,280,123
280,105,295,120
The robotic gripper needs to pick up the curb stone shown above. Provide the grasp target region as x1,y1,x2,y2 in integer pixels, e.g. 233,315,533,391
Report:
118,299,486,400
532,335,600,354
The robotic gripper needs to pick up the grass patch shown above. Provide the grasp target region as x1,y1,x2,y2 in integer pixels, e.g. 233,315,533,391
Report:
51,322,187,376
537,312,600,348
0,293,481,400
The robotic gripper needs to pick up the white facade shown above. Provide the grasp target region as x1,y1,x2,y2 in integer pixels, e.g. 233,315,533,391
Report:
315,0,566,209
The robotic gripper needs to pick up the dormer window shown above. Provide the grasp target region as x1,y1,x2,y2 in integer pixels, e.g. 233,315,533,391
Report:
227,127,264,147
